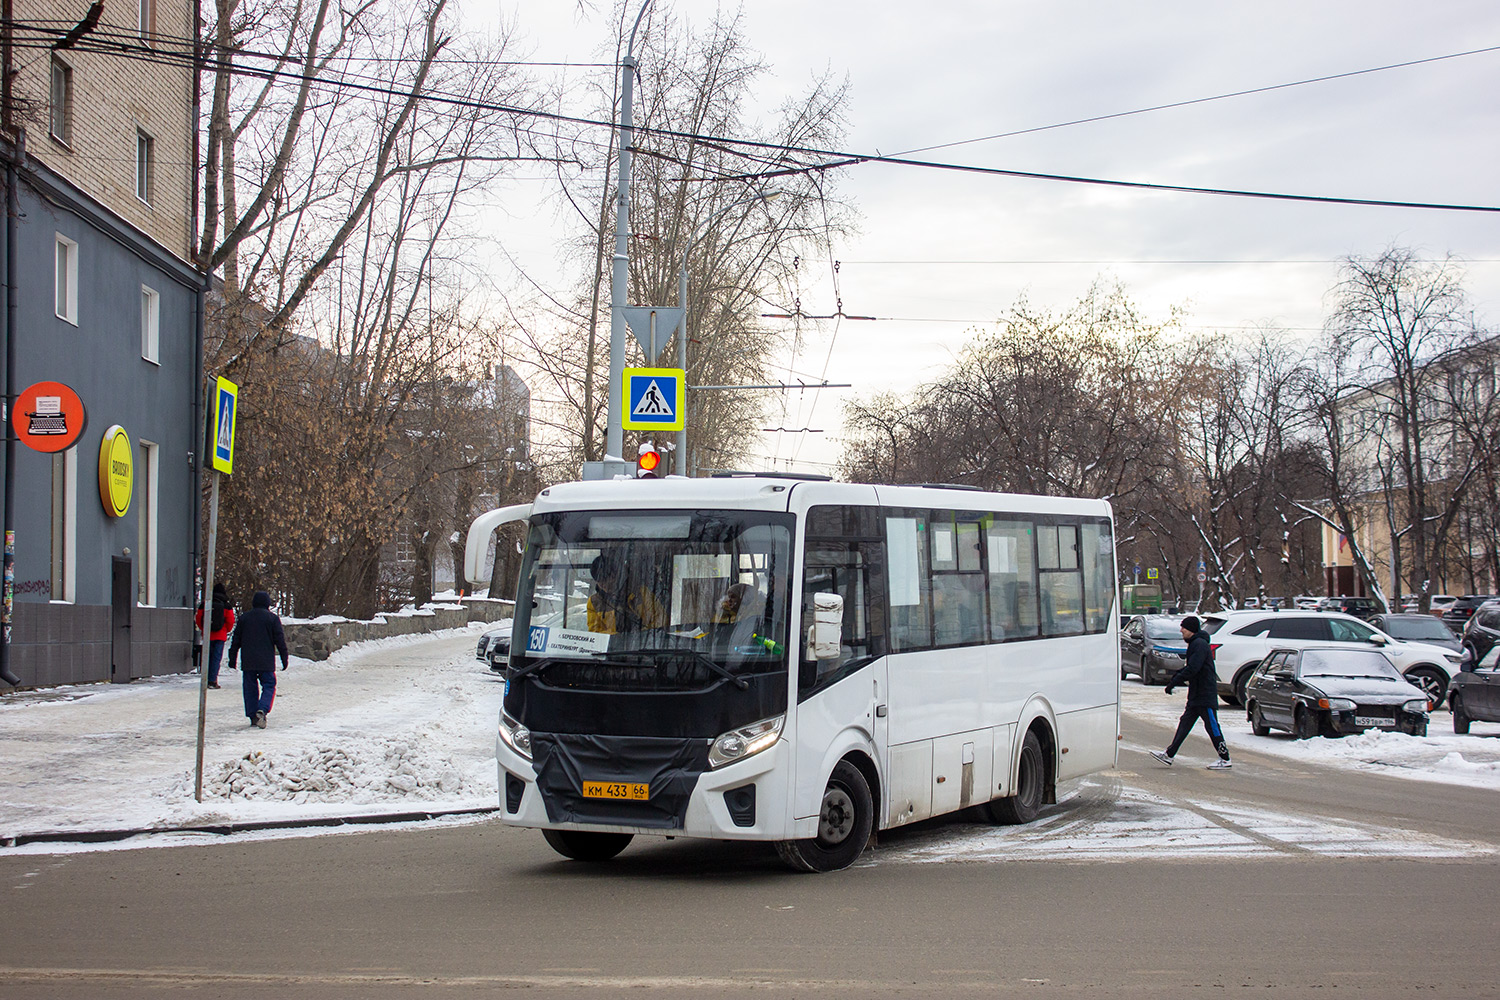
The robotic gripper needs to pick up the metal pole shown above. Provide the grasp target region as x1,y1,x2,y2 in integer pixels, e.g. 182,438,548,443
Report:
607,2,654,467
194,470,219,802
676,266,688,475
0,129,21,686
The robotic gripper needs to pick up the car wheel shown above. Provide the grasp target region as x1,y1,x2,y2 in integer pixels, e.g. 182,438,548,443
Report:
1294,706,1319,740
984,729,1046,826
1404,666,1447,710
1452,694,1471,735
1250,703,1271,737
542,829,633,863
776,759,874,873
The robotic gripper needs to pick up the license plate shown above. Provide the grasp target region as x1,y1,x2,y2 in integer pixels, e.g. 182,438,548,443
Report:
1354,716,1395,727
581,781,649,801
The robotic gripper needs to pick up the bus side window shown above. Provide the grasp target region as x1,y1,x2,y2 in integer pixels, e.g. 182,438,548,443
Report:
801,506,886,688
886,513,931,650
985,519,1038,639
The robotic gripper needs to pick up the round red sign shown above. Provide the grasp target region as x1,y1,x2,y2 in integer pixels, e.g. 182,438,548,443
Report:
14,381,87,453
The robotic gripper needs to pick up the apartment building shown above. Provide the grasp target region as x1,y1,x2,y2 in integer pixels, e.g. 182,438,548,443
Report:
1,0,204,686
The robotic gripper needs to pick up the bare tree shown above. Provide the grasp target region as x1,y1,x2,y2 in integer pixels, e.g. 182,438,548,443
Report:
513,3,850,470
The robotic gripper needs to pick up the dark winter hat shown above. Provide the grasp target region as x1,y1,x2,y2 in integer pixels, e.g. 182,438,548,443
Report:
252,590,272,609
1181,615,1201,633
212,582,228,597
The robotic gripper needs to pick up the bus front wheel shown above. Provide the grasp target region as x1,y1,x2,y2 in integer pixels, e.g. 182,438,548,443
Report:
542,829,634,863
775,760,874,873
985,729,1045,825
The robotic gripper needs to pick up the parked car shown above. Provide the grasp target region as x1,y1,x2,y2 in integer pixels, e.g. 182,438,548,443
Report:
1244,645,1429,739
1370,613,1461,653
1460,599,1500,666
1441,595,1497,632
1120,615,1189,684
1293,595,1322,610
1448,644,1500,734
1315,596,1386,621
1427,595,1458,616
1204,610,1464,709
476,622,512,663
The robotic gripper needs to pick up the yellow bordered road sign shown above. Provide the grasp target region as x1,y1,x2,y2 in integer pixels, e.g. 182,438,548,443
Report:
622,367,685,432
212,376,239,475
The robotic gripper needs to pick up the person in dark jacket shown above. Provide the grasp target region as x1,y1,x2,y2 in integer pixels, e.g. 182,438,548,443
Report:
1151,615,1232,769
228,591,288,729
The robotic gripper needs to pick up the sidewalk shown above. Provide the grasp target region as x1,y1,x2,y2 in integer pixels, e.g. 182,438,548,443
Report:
0,627,505,847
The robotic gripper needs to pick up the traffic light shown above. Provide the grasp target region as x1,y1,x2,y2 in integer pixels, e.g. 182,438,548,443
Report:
636,441,663,478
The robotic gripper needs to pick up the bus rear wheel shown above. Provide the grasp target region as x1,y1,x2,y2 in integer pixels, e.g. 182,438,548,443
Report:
985,729,1044,825
775,760,873,873
542,829,634,863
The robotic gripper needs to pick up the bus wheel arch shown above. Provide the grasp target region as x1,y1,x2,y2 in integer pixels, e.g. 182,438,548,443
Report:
985,719,1055,825
775,756,876,874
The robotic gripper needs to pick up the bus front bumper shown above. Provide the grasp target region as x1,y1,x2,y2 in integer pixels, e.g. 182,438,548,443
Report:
496,735,793,841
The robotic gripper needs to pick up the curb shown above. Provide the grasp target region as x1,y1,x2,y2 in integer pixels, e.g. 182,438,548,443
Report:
3,805,500,850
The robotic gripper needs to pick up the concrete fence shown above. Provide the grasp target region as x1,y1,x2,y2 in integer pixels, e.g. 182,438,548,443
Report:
282,598,515,661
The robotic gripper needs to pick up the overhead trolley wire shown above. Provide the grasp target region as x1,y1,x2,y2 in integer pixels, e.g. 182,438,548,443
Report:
8,18,1500,214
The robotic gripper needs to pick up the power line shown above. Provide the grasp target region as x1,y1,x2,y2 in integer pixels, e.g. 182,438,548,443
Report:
892,43,1500,158
11,19,1500,215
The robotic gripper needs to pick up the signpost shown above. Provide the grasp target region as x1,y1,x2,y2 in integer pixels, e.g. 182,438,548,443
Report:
622,367,685,433
196,376,238,802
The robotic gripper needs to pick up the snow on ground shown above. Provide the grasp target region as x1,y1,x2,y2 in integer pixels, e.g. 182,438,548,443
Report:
5,632,1500,861
0,625,505,843
1122,680,1500,790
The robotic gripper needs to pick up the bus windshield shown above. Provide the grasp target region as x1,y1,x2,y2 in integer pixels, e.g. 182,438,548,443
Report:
512,509,794,690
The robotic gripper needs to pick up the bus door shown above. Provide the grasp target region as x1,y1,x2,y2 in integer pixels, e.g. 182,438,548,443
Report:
794,505,888,820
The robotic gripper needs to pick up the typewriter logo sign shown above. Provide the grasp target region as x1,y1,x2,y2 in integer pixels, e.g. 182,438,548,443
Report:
15,381,86,453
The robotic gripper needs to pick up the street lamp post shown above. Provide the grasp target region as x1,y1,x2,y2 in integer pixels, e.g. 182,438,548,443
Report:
603,0,655,474
674,190,781,475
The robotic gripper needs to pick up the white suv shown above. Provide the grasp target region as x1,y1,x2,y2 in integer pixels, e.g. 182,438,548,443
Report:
1205,610,1464,709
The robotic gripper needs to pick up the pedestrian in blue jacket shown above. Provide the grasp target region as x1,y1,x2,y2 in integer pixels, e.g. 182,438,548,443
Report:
229,591,288,729
1151,616,1232,769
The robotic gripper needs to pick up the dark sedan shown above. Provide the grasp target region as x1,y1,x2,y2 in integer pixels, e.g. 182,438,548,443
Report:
1449,645,1500,734
1441,595,1497,632
1460,599,1500,666
1370,613,1461,653
1244,645,1430,739
1119,615,1188,684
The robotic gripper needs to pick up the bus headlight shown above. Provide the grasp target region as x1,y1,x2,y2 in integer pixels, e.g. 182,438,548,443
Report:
499,711,532,761
709,715,784,769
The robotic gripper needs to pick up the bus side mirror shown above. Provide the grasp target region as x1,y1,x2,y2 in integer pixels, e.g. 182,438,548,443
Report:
811,593,844,660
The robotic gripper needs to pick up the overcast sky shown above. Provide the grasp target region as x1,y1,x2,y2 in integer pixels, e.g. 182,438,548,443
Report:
469,1,1500,474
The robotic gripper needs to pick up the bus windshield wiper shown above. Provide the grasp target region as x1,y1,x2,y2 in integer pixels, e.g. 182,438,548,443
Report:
598,649,750,689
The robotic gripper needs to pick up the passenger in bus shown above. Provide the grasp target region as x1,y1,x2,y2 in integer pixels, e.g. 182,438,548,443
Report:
586,555,667,634
714,582,765,624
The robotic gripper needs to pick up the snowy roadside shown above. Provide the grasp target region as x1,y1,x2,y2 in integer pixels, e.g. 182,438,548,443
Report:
0,626,506,844
1122,679,1500,789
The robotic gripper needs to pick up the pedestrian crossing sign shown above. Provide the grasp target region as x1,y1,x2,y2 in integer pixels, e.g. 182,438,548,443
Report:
622,367,685,431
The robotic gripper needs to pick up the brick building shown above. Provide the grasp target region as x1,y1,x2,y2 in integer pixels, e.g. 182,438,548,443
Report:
1,1,204,686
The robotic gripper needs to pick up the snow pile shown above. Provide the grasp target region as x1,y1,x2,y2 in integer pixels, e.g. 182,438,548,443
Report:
1433,751,1500,777
181,739,468,805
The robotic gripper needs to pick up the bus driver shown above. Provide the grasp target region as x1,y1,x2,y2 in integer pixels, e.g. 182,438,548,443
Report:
586,554,666,634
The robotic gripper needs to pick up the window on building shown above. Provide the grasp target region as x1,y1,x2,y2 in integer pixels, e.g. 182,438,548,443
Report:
136,129,155,204
55,235,78,324
137,440,158,605
50,450,76,602
141,286,160,363
49,59,72,144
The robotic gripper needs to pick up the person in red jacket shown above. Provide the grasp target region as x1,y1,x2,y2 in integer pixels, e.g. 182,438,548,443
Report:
194,582,236,689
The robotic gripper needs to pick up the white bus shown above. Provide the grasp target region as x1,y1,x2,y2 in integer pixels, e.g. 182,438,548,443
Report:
473,475,1119,872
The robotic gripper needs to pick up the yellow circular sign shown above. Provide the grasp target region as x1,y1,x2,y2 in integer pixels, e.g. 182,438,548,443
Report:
98,425,133,518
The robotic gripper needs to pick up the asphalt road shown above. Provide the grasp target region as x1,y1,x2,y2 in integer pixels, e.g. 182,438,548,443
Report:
3,710,1499,999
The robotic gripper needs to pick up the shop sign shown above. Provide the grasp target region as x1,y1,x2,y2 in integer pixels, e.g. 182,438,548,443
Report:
14,381,87,453
98,425,133,518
